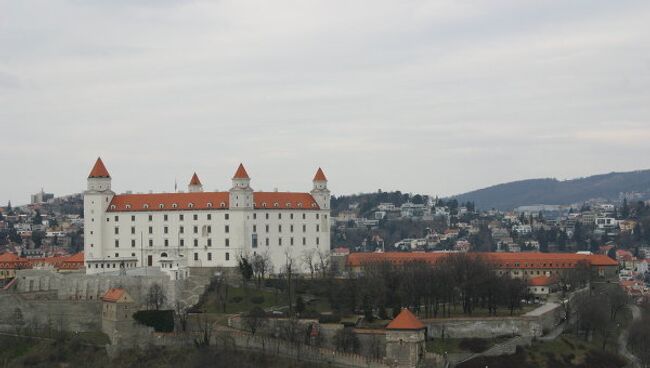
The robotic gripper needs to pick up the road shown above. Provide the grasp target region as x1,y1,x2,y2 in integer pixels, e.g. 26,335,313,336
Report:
618,304,641,368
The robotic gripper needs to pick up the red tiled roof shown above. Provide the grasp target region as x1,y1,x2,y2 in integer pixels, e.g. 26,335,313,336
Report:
189,173,202,186
102,288,126,302
347,252,618,268
88,157,110,178
107,191,320,212
253,192,320,210
0,252,84,270
528,276,556,287
313,168,327,181
233,163,249,179
386,309,425,330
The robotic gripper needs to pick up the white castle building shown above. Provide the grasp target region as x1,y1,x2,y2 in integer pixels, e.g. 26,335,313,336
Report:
84,158,330,275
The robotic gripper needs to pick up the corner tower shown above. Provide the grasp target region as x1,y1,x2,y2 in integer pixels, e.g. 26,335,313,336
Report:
188,172,203,192
310,168,330,210
229,163,253,209
84,157,115,267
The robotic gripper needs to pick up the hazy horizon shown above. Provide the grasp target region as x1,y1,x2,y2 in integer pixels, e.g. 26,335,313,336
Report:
1,0,649,205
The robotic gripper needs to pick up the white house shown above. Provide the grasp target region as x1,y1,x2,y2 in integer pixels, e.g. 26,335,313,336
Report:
83,158,330,275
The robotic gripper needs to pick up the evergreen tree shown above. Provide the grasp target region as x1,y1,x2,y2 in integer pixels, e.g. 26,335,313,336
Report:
621,198,630,219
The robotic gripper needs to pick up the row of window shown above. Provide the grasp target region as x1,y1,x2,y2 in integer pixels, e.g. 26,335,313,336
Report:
107,212,325,222
111,236,319,248
113,223,321,236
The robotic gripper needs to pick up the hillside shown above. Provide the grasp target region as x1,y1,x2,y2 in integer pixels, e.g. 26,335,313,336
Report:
451,170,650,211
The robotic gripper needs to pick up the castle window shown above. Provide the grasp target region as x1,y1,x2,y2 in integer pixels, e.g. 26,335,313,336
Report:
131,215,135,221
225,214,229,220
164,239,169,247
297,203,303,208
207,202,213,208
114,227,119,235
193,214,198,221
311,203,317,208
278,225,282,232
302,237,306,245
265,238,269,246
265,213,269,220
290,225,294,232
207,214,211,220
194,239,198,247
131,239,135,247
302,214,306,219
164,214,168,221
188,203,194,208
278,238,282,246
225,252,230,261
262,203,267,208
265,225,269,233
179,214,184,221
143,204,149,209
126,204,131,209
290,213,294,219
172,203,178,208
194,253,198,261
149,239,153,247
115,240,119,248
316,237,320,245
225,238,230,247
290,237,294,246
273,202,279,208
110,205,116,210
148,215,152,221
149,226,153,234
207,239,212,247
253,225,257,232
180,239,184,246
316,214,320,219
180,226,184,234
159,204,164,209
207,252,212,261
286,203,291,208
164,226,168,234
225,225,229,233
220,202,226,208
193,226,198,234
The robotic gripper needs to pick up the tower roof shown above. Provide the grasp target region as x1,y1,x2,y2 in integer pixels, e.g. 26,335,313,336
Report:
189,172,202,186
88,157,110,178
313,167,327,181
386,308,425,330
233,163,250,179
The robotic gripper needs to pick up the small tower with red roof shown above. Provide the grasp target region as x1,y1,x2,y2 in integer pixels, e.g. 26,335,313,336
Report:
188,172,203,193
84,158,115,265
310,167,330,210
229,163,253,209
385,308,426,368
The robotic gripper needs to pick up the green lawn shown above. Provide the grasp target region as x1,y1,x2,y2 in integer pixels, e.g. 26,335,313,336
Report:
197,286,281,314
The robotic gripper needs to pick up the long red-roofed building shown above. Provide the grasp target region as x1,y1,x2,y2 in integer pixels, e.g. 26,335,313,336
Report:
346,251,619,281
84,159,331,275
0,252,85,283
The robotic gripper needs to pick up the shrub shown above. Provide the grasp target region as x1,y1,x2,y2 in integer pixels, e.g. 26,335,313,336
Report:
133,310,174,332
250,296,265,304
459,338,488,353
319,313,341,324
230,296,243,303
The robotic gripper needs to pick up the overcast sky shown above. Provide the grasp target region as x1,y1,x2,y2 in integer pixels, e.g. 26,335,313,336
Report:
1,0,649,205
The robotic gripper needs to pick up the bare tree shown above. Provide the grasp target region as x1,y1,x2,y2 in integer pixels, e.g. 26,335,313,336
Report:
213,274,230,313
317,249,331,278
146,283,167,310
175,301,189,332
301,249,317,279
193,314,213,349
251,251,272,289
243,306,267,336
282,249,296,317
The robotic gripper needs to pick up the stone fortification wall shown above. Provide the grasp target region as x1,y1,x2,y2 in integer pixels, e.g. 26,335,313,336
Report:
0,293,101,332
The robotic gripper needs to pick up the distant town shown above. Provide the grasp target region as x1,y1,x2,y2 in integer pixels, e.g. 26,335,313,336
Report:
1,161,650,368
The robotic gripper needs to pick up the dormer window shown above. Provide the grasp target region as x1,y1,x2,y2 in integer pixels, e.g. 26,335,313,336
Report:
188,203,194,208
172,203,178,208
125,204,131,209
110,205,116,210
143,204,149,209
297,203,303,208
311,203,317,208
159,204,164,209
207,202,213,208
286,202,291,208
273,203,279,208
262,202,267,208
220,202,226,208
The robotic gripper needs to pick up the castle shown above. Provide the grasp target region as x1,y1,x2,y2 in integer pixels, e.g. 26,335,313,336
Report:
83,158,330,275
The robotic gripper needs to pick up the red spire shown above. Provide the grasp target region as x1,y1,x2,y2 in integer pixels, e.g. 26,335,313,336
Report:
233,163,250,179
313,167,327,181
386,308,425,330
189,172,202,186
88,157,110,178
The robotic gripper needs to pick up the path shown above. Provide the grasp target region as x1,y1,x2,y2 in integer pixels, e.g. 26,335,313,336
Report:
618,304,641,368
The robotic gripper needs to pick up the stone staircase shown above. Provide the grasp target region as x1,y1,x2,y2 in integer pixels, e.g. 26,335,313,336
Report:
176,267,218,309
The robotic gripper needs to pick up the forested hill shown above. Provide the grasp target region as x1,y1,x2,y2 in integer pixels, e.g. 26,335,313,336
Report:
331,191,429,217
451,170,650,211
